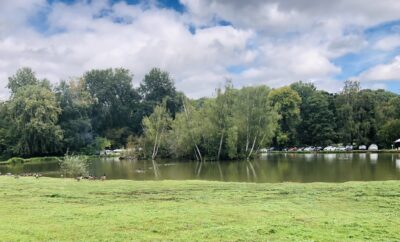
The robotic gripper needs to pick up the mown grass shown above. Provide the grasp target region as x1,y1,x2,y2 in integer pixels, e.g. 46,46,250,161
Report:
0,177,399,241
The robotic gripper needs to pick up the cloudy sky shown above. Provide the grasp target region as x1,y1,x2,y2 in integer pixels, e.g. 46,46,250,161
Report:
1,0,400,98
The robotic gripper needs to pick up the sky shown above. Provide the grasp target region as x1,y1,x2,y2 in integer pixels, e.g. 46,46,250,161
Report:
0,0,400,99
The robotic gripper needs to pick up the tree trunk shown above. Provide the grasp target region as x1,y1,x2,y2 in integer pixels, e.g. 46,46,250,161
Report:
182,98,203,162
247,135,258,160
217,132,224,161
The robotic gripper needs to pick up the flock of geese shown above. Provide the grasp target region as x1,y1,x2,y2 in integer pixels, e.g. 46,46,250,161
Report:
0,172,106,181
75,174,107,181
0,172,42,179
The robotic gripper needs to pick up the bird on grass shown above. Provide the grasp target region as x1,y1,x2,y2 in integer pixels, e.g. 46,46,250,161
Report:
101,173,106,181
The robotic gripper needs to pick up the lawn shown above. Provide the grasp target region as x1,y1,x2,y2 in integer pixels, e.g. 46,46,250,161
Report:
0,177,399,241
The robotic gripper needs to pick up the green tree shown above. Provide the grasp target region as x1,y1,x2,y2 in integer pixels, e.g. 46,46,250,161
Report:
83,68,140,145
233,86,279,159
0,102,11,158
291,82,336,145
56,79,93,153
7,67,51,95
268,86,301,147
142,101,172,160
138,68,182,124
168,98,205,160
302,91,336,146
378,120,400,148
335,80,361,144
8,85,63,156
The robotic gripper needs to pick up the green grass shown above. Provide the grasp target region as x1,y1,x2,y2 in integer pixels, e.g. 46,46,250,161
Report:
0,177,399,241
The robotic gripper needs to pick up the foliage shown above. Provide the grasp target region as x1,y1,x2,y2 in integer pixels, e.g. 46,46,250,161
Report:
142,102,172,160
55,79,93,153
268,86,301,147
59,155,89,177
83,68,140,139
378,119,400,147
1,67,400,159
138,68,182,127
7,84,63,157
291,82,336,146
168,84,279,160
89,137,112,154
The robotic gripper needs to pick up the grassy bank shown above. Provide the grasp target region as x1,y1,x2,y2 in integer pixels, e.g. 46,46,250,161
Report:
0,177,399,241
0,155,103,165
0,156,62,165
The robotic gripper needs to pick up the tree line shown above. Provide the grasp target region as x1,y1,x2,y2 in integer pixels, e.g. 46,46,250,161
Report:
0,67,399,160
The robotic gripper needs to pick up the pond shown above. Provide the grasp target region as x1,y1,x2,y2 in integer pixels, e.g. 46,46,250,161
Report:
1,153,400,183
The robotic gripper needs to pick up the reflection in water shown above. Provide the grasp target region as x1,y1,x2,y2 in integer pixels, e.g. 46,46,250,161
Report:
324,154,337,162
152,160,160,179
370,153,378,164
1,153,400,183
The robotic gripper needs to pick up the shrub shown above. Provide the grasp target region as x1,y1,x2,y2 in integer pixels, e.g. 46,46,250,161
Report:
8,157,25,164
60,155,89,177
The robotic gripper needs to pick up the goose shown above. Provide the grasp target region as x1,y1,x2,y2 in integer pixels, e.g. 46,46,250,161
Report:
100,174,106,181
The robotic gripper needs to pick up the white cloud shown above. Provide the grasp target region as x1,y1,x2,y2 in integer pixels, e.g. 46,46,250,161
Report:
358,56,400,81
0,0,400,99
374,35,400,51
0,1,255,98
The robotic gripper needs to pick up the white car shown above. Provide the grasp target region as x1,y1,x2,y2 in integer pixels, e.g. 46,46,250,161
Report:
359,145,367,150
323,146,335,151
368,144,378,151
336,146,346,151
304,147,315,152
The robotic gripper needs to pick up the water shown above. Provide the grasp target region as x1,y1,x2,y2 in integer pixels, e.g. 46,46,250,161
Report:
1,153,400,183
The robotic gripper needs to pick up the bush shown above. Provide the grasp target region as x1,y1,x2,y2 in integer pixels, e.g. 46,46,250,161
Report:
60,155,89,177
8,157,25,164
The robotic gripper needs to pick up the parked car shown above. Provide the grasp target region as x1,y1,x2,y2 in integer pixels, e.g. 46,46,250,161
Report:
315,146,323,151
368,144,378,151
324,146,335,151
345,145,353,151
304,146,315,152
288,147,297,151
358,145,367,150
336,146,346,151
259,148,268,153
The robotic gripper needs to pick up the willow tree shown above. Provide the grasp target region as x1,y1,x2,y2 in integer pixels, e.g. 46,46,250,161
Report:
232,86,279,159
168,85,279,160
168,97,205,161
8,85,63,156
142,102,172,160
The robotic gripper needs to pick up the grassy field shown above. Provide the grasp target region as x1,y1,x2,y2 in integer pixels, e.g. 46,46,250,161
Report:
0,177,399,241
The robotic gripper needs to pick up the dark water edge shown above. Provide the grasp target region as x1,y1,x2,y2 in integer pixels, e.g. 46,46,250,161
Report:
1,153,400,183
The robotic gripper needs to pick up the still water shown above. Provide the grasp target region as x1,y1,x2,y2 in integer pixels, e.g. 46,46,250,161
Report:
1,153,400,183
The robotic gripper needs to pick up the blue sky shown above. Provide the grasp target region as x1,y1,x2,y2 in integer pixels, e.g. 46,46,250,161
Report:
0,0,400,98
